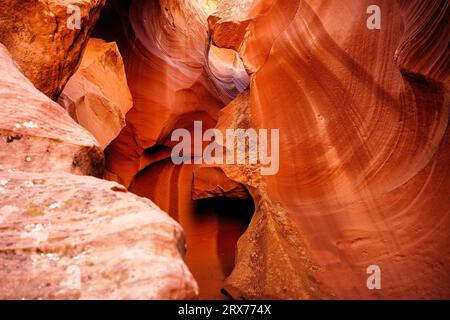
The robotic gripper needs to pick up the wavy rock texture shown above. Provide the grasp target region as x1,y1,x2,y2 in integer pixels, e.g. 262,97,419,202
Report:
129,161,253,300
0,41,198,300
0,170,198,300
93,0,252,299
100,0,449,299
200,0,450,299
94,0,252,187
58,38,133,149
0,0,106,99
395,0,449,82
0,43,103,177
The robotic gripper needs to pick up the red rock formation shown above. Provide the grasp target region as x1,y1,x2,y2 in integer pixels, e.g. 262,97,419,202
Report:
0,0,106,99
129,161,252,300
0,40,198,299
207,44,250,100
94,0,254,298
395,0,449,82
0,170,198,300
101,0,449,300
200,0,450,299
95,0,227,187
0,43,103,177
58,38,133,149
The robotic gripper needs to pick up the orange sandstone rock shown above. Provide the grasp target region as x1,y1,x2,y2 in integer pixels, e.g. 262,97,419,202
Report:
0,170,198,300
395,0,449,82
58,38,133,149
0,0,106,99
0,43,103,177
195,0,450,299
101,0,449,300
94,0,229,187
129,161,252,300
0,40,198,300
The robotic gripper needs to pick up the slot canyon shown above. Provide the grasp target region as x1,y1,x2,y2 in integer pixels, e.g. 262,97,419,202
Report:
0,0,449,300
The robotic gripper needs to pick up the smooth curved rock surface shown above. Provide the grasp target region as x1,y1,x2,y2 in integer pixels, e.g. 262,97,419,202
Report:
94,1,253,298
0,0,106,99
207,44,250,101
395,0,449,82
129,161,252,300
0,37,198,300
58,38,133,149
94,0,231,187
0,170,198,300
101,0,449,300
197,0,450,299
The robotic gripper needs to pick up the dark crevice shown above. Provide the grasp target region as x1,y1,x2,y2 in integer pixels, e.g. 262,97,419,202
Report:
191,195,255,299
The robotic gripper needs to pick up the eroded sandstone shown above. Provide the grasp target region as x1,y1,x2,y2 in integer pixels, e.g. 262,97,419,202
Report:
0,0,106,99
58,38,133,149
195,0,450,299
0,43,103,177
12,0,444,300
0,170,198,300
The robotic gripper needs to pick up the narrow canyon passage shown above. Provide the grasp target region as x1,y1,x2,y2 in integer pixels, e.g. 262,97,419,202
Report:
92,0,449,299
92,0,255,298
0,0,449,301
129,161,254,299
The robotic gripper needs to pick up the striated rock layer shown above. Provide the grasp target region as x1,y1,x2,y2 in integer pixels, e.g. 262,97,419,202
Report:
102,0,450,299
0,171,198,300
0,43,103,177
0,0,106,99
199,0,450,299
94,0,243,187
0,41,198,299
58,38,133,149
94,0,253,298
395,0,449,82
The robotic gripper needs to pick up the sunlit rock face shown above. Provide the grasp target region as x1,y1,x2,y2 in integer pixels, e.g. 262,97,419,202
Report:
0,171,198,300
94,0,225,187
58,38,133,149
102,0,449,299
0,0,106,99
0,41,198,300
207,45,250,100
0,44,103,177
